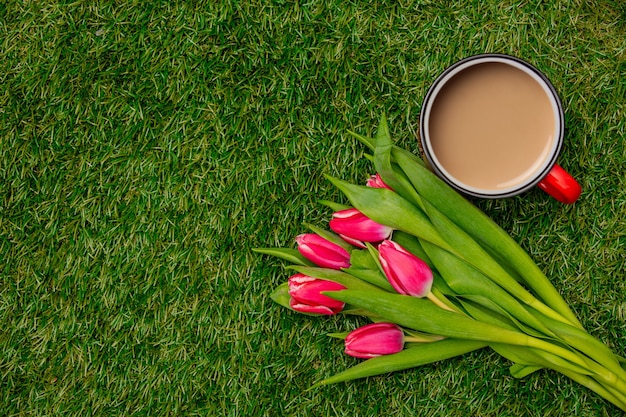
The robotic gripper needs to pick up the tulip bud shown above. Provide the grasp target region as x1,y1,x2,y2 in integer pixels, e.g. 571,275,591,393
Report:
366,173,393,190
378,240,433,298
288,274,347,315
296,234,350,270
345,322,404,358
329,208,393,245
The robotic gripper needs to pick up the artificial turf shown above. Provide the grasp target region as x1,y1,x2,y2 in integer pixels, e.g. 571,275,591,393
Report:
1,1,625,416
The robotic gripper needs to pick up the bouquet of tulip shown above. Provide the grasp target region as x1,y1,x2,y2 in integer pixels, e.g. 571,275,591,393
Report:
255,116,626,411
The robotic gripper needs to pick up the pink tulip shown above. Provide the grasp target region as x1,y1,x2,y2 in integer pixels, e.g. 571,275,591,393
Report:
296,234,350,270
345,322,404,358
329,208,393,245
366,173,393,190
288,274,347,315
378,240,433,298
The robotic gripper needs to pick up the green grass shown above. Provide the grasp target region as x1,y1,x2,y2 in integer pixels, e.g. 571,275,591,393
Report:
1,0,625,416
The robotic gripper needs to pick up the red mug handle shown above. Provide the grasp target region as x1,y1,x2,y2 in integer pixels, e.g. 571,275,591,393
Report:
537,164,581,204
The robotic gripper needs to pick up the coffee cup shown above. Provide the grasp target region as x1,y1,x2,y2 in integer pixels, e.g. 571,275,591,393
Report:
419,54,581,204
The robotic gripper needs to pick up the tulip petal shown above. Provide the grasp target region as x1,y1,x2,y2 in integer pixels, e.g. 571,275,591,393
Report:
330,209,393,243
344,349,381,359
345,322,404,358
296,234,351,269
289,298,337,315
288,274,346,313
366,173,393,190
379,240,433,298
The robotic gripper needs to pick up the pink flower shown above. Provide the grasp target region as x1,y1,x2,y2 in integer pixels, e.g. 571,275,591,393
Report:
329,208,393,246
366,173,393,190
345,322,404,358
378,240,433,297
288,274,347,315
296,234,350,270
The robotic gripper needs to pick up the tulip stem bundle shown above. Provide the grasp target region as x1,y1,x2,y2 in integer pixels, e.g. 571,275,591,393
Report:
255,116,626,411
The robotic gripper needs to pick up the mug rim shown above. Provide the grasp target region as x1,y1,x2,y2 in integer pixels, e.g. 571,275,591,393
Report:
419,53,565,199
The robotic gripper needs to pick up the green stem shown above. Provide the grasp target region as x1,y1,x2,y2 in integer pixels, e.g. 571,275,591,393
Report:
525,337,591,372
426,291,456,312
492,343,626,411
527,337,626,393
526,305,626,379
404,334,445,343
557,367,626,411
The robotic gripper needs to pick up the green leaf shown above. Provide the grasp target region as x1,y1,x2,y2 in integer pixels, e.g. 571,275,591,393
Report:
458,298,519,332
348,248,379,270
364,242,383,272
312,339,486,387
327,332,350,339
391,231,432,265
347,129,376,150
253,247,315,266
303,223,353,252
343,267,394,292
373,114,424,209
347,129,425,167
421,203,533,300
330,291,598,376
340,307,376,316
326,290,530,346
270,282,292,310
461,294,548,339
509,364,543,378
420,239,556,338
403,328,446,342
323,176,455,254
420,201,572,327
393,148,582,328
318,199,351,212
